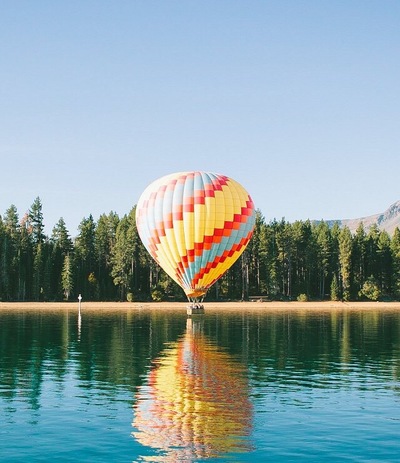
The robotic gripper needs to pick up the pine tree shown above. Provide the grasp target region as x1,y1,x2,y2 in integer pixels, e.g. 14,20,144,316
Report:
314,221,332,300
51,218,73,300
29,197,45,247
111,215,132,301
18,213,33,300
62,254,74,300
262,221,280,298
338,226,352,301
74,215,97,300
52,218,72,253
390,227,400,299
352,223,367,297
377,230,392,298
95,212,119,300
28,198,47,300
330,273,339,301
32,242,44,301
365,224,380,280
245,209,264,296
4,205,19,237
1,205,20,300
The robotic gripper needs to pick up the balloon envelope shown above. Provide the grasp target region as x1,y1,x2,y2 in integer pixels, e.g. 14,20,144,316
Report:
135,171,255,299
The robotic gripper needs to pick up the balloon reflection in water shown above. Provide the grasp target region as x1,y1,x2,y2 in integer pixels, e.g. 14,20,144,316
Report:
132,319,253,462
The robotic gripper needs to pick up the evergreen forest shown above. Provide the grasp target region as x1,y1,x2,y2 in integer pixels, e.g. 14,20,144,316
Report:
1,197,400,303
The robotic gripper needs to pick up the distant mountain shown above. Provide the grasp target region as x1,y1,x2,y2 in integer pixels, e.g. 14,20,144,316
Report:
322,200,400,235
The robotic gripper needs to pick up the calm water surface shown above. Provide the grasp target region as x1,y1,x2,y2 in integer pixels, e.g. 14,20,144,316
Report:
0,307,399,462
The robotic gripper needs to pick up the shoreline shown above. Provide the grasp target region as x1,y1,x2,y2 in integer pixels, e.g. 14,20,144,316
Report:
1,300,400,311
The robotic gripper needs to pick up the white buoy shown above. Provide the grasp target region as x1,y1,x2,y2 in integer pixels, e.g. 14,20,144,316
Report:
78,294,82,341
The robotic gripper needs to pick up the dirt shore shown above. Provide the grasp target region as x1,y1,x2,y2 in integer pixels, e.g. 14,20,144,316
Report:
1,300,400,311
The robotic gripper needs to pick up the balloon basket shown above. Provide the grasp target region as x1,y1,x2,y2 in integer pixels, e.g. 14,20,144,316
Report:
186,304,205,316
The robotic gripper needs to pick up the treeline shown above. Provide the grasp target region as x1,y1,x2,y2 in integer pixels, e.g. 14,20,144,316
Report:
1,197,400,302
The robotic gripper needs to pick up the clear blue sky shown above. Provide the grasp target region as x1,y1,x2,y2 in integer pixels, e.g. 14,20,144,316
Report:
1,1,399,236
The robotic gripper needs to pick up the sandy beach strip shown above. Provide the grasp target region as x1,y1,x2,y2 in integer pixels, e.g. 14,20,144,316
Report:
1,300,400,312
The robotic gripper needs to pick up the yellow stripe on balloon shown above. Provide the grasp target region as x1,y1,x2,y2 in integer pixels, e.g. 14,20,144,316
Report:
173,219,186,262
204,196,216,236
194,203,205,245
183,211,195,255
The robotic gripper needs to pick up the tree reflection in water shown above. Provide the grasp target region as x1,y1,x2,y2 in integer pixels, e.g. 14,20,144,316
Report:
132,317,253,462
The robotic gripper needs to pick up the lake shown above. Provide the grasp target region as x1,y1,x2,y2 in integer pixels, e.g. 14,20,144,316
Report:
0,306,399,462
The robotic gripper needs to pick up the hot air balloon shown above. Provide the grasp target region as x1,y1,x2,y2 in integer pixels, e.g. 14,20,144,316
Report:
135,171,255,307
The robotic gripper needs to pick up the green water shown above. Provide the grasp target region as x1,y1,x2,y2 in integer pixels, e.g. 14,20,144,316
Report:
0,307,399,462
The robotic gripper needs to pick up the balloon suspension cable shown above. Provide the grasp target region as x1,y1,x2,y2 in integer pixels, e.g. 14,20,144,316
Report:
189,294,205,306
